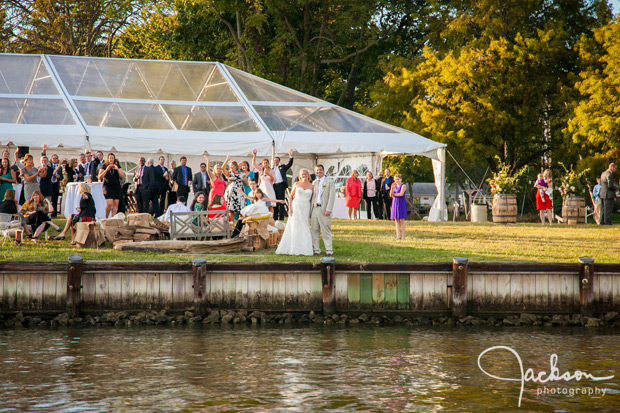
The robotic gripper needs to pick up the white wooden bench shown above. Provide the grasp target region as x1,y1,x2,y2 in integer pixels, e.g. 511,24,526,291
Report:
169,210,230,240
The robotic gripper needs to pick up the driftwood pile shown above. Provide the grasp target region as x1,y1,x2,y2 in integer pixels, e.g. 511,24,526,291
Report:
114,237,247,253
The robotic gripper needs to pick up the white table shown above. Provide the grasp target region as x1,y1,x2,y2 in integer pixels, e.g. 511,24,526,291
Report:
62,182,107,219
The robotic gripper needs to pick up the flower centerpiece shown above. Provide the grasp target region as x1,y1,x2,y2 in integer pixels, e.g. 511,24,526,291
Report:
487,157,527,224
487,157,528,195
558,162,590,201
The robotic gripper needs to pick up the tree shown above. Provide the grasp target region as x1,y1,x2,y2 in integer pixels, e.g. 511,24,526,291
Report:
2,0,148,56
568,16,620,170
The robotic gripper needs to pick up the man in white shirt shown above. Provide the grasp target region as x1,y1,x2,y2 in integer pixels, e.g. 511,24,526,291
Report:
163,196,190,222
272,149,294,220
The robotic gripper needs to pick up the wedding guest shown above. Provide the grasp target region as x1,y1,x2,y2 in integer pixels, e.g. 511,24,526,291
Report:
98,153,125,218
52,183,96,245
0,189,29,238
345,170,362,219
252,152,276,210
163,195,190,222
190,191,208,213
599,163,618,225
203,154,230,207
168,160,177,207
534,169,553,225
362,171,379,220
376,169,385,218
231,189,284,238
592,177,601,225
272,149,294,220
64,158,79,184
172,156,192,200
17,153,44,202
39,155,54,203
239,160,254,205
49,154,63,216
21,190,61,243
224,160,246,220
390,174,407,240
382,168,394,219
0,157,17,201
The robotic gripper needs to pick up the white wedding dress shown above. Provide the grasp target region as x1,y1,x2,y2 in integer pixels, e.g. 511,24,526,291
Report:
276,188,313,256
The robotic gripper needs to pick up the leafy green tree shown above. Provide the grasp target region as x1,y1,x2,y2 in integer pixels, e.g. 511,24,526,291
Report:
3,0,148,56
568,16,620,172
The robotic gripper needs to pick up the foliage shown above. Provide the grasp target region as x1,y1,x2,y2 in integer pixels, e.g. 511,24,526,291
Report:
382,155,433,184
568,15,620,163
116,0,426,108
487,157,528,195
557,162,590,200
2,0,149,56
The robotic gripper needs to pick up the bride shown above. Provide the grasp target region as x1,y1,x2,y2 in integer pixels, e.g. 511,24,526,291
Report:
276,169,314,256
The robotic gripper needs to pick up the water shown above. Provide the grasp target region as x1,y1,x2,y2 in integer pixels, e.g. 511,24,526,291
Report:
1,325,619,412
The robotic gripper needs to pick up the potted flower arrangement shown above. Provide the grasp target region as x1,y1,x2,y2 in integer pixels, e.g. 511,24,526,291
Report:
558,162,589,224
487,157,527,223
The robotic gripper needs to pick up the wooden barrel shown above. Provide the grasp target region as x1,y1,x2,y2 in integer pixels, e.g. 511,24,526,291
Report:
492,194,517,223
562,196,585,224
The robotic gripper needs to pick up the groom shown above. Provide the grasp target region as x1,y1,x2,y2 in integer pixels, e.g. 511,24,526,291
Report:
311,164,336,256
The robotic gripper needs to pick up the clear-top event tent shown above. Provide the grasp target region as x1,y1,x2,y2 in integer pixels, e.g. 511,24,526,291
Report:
0,53,447,220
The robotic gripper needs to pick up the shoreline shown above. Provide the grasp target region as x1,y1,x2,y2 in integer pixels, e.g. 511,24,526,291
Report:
2,309,619,329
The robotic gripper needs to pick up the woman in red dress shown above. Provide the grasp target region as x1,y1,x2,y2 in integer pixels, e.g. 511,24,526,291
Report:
534,169,553,225
203,154,230,208
345,170,362,219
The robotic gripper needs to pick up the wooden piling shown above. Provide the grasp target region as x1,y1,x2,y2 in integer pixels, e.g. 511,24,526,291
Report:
321,257,336,315
452,257,468,318
66,256,83,317
578,257,594,317
192,258,208,317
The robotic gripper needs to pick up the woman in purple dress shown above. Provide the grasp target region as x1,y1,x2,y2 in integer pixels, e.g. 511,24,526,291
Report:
390,174,407,240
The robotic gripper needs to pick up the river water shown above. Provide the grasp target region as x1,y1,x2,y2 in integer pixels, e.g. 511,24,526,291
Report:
1,325,619,412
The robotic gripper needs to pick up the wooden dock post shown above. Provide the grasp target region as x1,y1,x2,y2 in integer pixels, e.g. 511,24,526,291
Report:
192,258,208,317
452,257,468,318
578,257,594,317
321,257,336,315
66,256,83,317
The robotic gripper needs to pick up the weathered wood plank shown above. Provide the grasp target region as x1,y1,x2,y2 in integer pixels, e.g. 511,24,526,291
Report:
614,275,620,309
183,273,193,307
16,274,30,310
384,274,398,310
95,272,108,309
56,274,66,309
108,273,124,310
497,274,511,310
285,273,298,309
485,274,497,307
598,274,613,312
29,274,43,310
121,273,134,309
470,274,485,312
222,273,236,308
397,274,410,310
209,273,223,307
510,274,523,311
82,273,96,307
247,273,260,308
434,274,448,310
260,273,273,308
172,273,187,308
334,273,348,310
410,274,423,311
297,273,312,309
41,273,57,310
4,275,17,310
273,273,287,309
133,274,148,309
347,273,360,310
548,274,562,311
235,273,248,309
159,273,172,309
310,273,323,309
0,274,4,310
372,273,385,309
522,274,536,310
535,274,549,310
360,273,372,309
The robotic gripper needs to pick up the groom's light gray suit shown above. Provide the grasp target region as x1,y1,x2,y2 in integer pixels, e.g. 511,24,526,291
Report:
311,176,336,254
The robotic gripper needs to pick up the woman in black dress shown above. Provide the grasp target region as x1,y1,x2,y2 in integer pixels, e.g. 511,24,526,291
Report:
52,182,96,244
97,153,125,218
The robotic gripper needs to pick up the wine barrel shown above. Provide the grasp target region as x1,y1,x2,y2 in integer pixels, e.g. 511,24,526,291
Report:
562,196,585,224
492,194,517,223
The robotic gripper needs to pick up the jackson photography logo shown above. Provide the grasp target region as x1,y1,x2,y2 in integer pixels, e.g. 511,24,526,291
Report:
477,346,615,407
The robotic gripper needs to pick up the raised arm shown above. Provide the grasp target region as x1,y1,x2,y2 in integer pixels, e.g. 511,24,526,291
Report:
203,155,217,182
252,152,263,174
222,155,231,178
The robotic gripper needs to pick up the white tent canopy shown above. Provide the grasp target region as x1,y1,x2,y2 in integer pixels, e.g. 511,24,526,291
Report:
0,53,447,220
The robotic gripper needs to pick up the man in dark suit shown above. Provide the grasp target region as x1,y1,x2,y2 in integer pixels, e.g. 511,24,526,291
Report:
381,168,394,219
91,151,104,182
375,170,384,219
76,153,86,182
83,151,94,182
272,149,294,220
155,156,169,211
599,163,618,225
192,162,211,200
133,157,148,213
172,156,192,200
142,158,160,216
50,154,62,217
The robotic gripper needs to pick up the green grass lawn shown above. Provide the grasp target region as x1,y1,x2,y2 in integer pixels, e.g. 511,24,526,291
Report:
2,217,618,263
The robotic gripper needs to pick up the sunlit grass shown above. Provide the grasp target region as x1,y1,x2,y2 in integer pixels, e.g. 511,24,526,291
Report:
1,218,618,263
